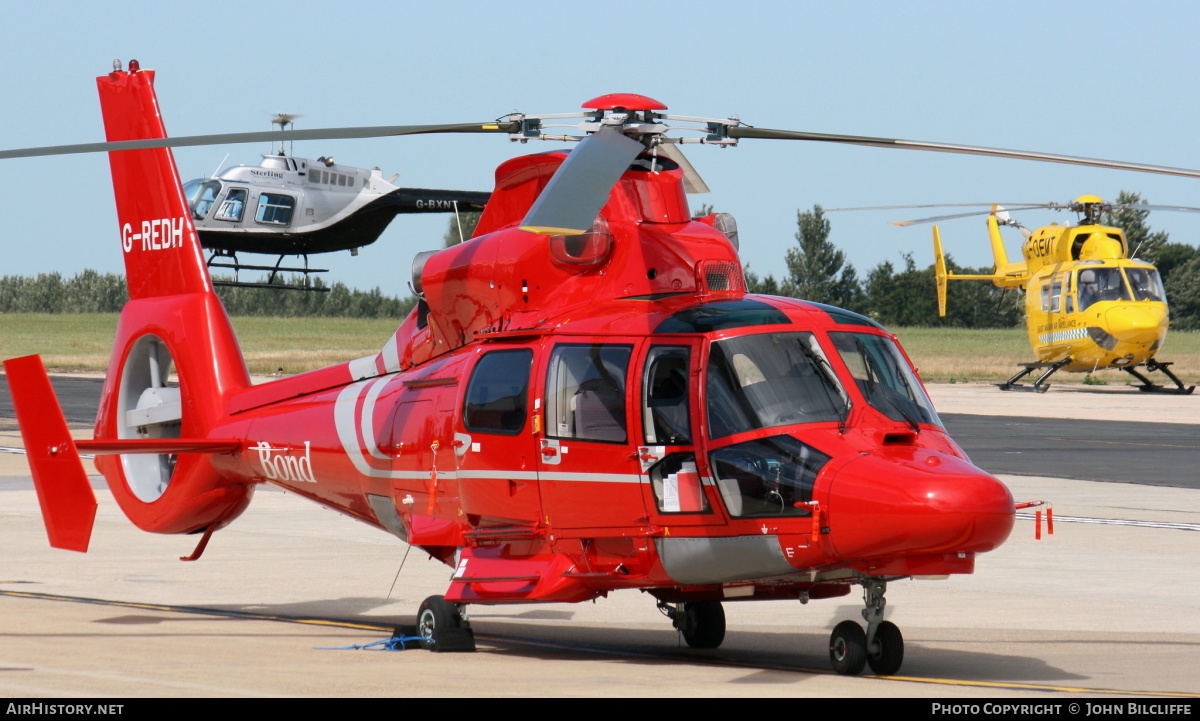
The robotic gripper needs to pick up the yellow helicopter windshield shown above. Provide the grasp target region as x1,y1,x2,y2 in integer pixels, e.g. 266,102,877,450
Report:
829,332,943,429
1125,267,1166,303
1077,267,1132,310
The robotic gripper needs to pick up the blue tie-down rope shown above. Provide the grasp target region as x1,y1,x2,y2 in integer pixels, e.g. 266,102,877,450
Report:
317,635,426,651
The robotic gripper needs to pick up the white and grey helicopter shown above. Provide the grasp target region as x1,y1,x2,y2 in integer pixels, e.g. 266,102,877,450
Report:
182,114,490,290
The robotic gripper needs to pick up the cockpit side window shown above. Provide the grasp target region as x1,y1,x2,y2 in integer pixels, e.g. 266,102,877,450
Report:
214,187,248,222
643,346,691,445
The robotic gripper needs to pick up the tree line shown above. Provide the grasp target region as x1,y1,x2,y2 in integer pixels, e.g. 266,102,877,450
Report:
0,270,416,318
5,193,1198,328
746,191,1200,330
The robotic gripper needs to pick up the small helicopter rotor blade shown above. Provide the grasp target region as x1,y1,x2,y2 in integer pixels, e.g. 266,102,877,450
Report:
0,122,522,161
728,126,1200,179
827,202,1041,212
657,142,710,194
1114,202,1200,213
891,205,1050,226
520,126,645,234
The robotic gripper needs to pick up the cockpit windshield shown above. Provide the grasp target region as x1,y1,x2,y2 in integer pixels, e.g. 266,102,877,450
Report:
829,332,942,429
1125,267,1166,303
183,179,222,220
706,331,849,439
1077,267,1130,310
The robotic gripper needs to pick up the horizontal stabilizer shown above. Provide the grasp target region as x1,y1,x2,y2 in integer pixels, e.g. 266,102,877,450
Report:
76,438,242,455
2,355,97,552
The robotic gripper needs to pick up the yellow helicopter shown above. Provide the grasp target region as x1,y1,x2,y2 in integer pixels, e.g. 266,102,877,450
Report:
903,195,1196,393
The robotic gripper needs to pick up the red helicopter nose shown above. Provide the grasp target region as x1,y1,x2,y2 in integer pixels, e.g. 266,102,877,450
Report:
822,450,1014,560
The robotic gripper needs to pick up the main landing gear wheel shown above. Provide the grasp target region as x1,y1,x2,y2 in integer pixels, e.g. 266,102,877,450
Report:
867,620,904,676
417,595,476,653
829,620,867,675
659,600,726,649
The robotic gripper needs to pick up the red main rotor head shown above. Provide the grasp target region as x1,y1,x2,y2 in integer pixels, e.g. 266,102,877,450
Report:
582,93,667,111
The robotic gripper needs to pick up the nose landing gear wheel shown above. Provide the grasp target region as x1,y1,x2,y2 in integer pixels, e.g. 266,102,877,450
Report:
658,600,727,649
679,601,726,649
829,620,867,675
867,620,904,675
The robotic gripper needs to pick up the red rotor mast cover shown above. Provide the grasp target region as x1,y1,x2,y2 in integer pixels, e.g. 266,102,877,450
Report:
582,94,667,111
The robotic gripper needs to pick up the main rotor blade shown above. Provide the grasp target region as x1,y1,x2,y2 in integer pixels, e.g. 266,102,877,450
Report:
520,126,645,234
0,122,521,160
729,126,1200,179
1125,202,1200,213
892,206,1050,226
827,202,1041,212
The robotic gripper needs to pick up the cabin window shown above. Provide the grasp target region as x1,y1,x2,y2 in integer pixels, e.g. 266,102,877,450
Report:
464,349,533,435
643,346,691,445
1042,279,1063,313
546,344,633,444
255,193,296,226
709,435,827,518
183,179,221,220
705,332,848,440
214,187,248,222
828,332,942,429
1126,267,1165,303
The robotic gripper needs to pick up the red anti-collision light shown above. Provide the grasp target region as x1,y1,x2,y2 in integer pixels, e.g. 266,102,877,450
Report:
582,94,667,111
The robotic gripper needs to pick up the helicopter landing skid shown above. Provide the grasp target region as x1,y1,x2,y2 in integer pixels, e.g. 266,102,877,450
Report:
998,359,1070,393
1123,359,1196,395
207,251,330,292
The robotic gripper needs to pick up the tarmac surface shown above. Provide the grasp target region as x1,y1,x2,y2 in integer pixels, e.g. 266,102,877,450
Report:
1,377,1198,698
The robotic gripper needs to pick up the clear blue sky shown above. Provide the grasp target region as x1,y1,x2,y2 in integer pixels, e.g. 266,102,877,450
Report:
3,0,1200,294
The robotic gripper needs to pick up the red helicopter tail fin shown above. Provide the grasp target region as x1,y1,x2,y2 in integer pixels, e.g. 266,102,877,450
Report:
87,64,254,538
97,63,211,300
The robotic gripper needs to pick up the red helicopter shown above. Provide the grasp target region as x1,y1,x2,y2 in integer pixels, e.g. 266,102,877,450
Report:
7,61,1192,676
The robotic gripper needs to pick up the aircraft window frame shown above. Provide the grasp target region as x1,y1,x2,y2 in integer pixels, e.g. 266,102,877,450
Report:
642,346,692,446
463,349,533,436
214,187,248,222
546,343,633,444
255,193,296,226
